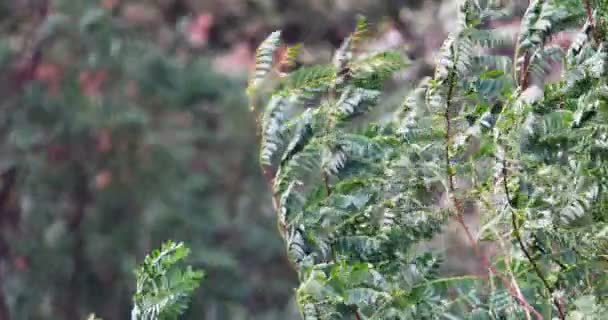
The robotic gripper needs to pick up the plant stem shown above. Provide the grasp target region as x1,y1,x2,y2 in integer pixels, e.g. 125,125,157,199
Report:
520,53,531,90
502,159,566,320
354,310,362,320
323,171,331,196
583,0,595,27
442,55,543,319
583,0,601,43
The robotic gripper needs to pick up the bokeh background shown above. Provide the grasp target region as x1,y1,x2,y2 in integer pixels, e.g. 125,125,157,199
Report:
0,1,529,319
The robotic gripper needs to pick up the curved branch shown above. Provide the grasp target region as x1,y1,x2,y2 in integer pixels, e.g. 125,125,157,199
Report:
502,159,566,320
442,42,543,319
583,0,601,43
354,309,362,320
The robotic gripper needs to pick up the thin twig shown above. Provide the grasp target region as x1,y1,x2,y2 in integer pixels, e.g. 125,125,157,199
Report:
262,166,279,211
442,61,543,319
454,213,543,319
322,170,332,196
503,163,566,319
583,0,601,43
444,65,457,200
354,310,362,320
583,0,595,27
520,53,531,90
506,11,569,312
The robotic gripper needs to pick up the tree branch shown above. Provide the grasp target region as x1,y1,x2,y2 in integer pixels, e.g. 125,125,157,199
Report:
582,0,601,43
354,309,362,320
583,0,595,27
503,162,566,319
443,56,543,319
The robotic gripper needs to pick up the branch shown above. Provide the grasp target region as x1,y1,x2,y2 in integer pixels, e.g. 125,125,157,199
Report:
261,165,280,212
505,6,566,314
354,309,362,320
502,159,565,320
513,40,531,90
583,0,595,27
582,0,600,43
520,53,531,91
322,170,331,196
442,54,543,319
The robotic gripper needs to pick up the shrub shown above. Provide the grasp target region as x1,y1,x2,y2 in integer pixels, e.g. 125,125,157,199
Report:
90,241,203,320
249,0,608,319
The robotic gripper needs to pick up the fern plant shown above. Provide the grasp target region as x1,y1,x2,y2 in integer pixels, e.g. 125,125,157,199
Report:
89,241,203,320
131,241,204,320
249,0,608,319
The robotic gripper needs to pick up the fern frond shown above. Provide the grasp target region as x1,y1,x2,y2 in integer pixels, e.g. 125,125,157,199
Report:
351,15,369,47
259,95,293,166
282,43,302,68
333,87,381,121
248,31,282,94
469,28,516,48
527,45,564,83
131,241,204,320
322,133,382,175
351,51,407,89
275,139,322,195
282,64,336,106
252,3,608,318
333,15,370,77
280,109,315,167
287,64,337,91
567,18,594,63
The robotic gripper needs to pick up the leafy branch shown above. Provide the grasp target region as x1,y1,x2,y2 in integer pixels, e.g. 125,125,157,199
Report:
131,241,204,320
250,0,608,319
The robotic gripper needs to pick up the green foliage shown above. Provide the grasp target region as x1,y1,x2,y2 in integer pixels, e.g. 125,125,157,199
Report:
89,242,203,320
249,31,283,94
251,0,608,319
251,12,449,320
132,241,203,320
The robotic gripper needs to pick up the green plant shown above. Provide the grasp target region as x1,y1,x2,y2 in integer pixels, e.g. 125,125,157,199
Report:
131,241,203,320
249,0,608,319
89,241,204,320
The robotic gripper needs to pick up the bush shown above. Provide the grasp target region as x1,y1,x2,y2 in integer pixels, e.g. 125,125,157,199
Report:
249,1,608,319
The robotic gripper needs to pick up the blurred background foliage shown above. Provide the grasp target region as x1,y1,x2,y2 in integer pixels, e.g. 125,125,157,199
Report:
0,0,528,319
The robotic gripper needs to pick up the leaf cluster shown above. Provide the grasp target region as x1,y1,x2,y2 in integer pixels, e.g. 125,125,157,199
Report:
250,0,608,319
